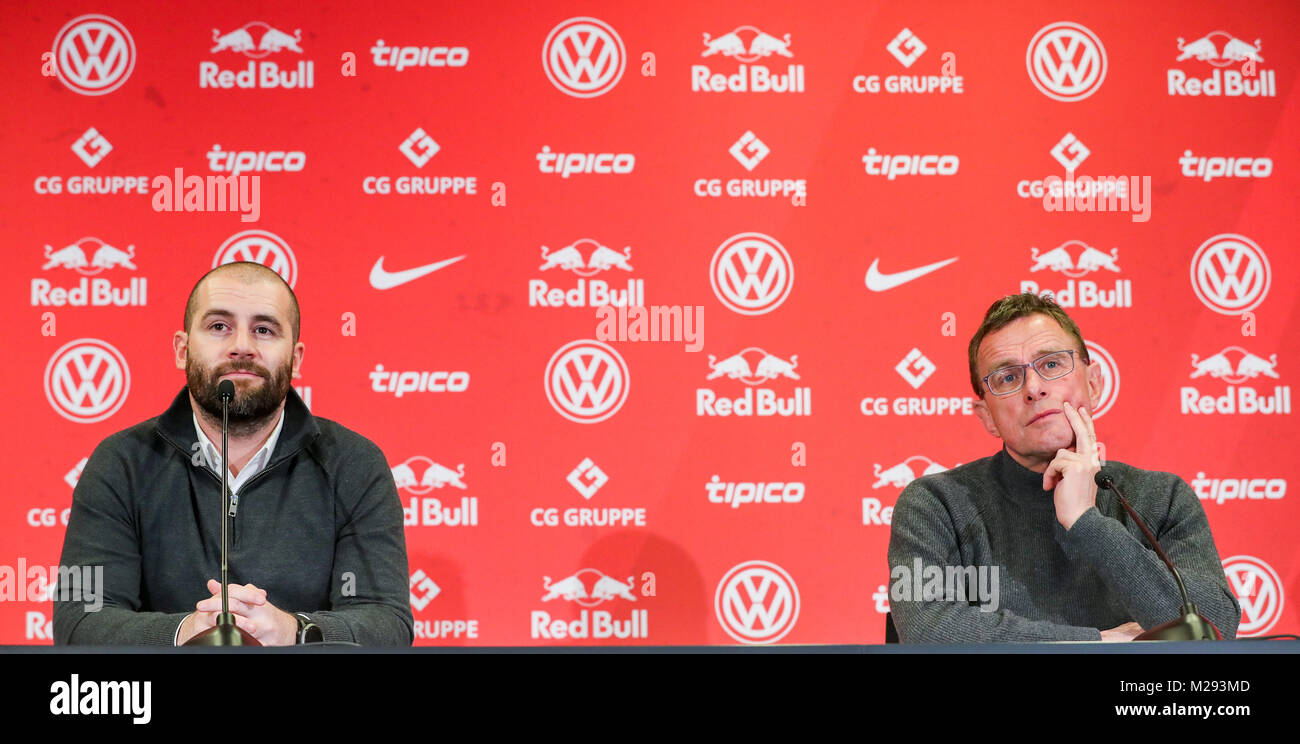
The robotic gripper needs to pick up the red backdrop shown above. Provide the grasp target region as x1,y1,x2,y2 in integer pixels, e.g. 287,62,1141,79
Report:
1,0,1296,645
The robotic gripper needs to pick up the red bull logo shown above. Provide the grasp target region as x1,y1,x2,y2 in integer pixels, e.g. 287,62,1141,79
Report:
1223,556,1283,636
396,456,476,527
1169,32,1275,96
1189,347,1279,384
865,457,956,525
701,26,793,63
539,239,633,276
693,26,804,93
1026,22,1107,102
33,239,147,308
202,22,315,89
541,570,636,606
211,22,303,58
52,14,136,96
706,347,799,386
532,569,648,640
871,456,954,489
1175,32,1263,67
1020,241,1132,309
1182,347,1288,415
698,347,811,417
531,240,645,308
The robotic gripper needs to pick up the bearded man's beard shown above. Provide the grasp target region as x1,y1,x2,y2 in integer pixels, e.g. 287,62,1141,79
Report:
187,357,293,436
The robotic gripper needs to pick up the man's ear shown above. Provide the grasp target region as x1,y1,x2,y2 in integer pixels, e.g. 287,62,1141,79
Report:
972,397,1001,438
291,340,305,379
1085,359,1103,410
173,330,188,371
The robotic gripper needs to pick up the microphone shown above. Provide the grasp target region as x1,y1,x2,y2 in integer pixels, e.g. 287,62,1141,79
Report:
1094,470,1220,641
185,378,260,646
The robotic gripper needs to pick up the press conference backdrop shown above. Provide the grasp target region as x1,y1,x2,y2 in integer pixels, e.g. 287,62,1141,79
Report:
1,0,1295,646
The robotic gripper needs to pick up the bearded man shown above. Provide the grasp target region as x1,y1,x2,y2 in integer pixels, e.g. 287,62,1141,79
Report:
54,262,412,646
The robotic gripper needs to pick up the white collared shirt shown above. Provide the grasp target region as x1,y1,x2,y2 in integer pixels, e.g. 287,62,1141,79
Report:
191,407,286,498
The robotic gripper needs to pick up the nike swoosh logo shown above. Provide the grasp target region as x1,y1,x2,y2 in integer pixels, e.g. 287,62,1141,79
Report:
864,256,959,291
369,255,465,290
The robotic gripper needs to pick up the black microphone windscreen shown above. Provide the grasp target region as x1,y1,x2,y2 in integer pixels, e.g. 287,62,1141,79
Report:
1094,470,1115,489
218,379,235,401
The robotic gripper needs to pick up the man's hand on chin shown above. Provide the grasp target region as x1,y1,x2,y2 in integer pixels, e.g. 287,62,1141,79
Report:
180,579,298,646
1043,401,1102,530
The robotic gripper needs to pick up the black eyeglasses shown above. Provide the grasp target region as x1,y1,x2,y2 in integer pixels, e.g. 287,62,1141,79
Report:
982,350,1077,396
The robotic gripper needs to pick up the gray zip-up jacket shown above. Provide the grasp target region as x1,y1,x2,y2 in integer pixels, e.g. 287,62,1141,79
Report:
54,387,413,645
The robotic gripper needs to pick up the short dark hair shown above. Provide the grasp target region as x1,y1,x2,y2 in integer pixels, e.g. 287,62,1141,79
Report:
183,262,300,342
967,293,1088,397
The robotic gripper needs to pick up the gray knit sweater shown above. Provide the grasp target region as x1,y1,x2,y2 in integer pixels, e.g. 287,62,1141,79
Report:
886,447,1240,642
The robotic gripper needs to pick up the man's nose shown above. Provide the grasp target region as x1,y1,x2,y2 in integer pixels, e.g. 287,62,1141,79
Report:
228,326,257,355
1022,367,1048,400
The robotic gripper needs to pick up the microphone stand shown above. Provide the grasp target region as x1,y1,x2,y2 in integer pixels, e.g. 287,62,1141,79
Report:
1095,472,1220,641
185,380,260,646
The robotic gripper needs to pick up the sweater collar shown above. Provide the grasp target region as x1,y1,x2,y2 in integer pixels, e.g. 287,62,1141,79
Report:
991,446,1055,507
156,385,318,463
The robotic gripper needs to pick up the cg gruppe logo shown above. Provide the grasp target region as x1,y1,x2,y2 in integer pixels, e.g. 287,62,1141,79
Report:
542,17,625,98
1190,234,1270,315
214,230,298,287
1223,555,1283,637
52,14,136,96
1083,340,1119,419
545,340,629,423
715,560,800,644
44,339,131,424
1026,22,1107,101
710,232,793,315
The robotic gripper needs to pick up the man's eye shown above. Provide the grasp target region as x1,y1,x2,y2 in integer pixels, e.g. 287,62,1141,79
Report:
999,371,1019,384
210,322,227,331
1043,360,1059,369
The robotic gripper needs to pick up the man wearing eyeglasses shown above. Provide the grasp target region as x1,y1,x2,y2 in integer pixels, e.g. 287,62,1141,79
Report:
886,292,1239,642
